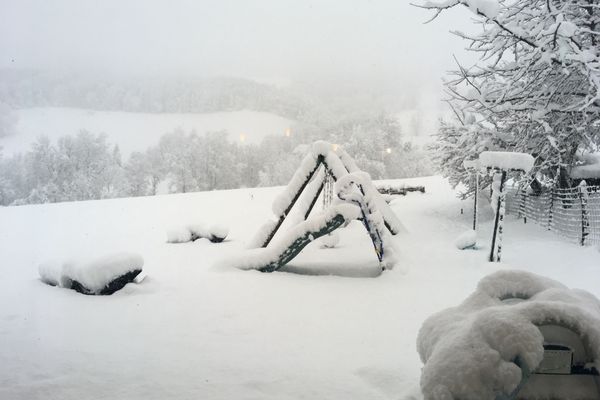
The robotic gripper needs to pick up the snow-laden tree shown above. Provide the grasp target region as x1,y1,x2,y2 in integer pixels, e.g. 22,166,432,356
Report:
418,0,600,185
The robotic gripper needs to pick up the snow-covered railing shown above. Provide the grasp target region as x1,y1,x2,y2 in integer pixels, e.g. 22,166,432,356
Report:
506,183,600,246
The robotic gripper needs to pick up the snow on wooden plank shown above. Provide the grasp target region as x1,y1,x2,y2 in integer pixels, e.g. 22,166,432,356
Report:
479,151,534,172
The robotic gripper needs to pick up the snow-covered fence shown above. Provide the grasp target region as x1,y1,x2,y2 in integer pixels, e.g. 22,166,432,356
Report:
506,184,600,246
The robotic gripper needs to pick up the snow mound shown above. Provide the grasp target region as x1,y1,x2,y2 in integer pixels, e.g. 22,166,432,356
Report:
455,229,477,250
39,253,144,295
479,151,534,172
166,227,193,243
417,270,600,400
167,224,229,243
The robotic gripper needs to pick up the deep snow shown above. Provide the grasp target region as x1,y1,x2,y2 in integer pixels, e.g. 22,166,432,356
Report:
0,176,598,399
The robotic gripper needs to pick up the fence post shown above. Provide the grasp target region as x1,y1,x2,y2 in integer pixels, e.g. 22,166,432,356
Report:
473,172,479,231
547,186,554,231
518,183,527,222
578,181,589,246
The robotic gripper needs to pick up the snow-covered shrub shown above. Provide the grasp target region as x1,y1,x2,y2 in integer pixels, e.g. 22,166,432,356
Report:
39,253,144,295
417,270,600,400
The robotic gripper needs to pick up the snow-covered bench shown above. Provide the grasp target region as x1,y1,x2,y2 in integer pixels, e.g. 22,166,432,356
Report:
417,270,600,400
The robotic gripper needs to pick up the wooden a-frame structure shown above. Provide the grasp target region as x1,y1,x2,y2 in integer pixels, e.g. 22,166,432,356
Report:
249,141,403,272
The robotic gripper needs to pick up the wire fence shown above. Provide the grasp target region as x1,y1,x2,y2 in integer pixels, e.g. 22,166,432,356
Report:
505,183,600,246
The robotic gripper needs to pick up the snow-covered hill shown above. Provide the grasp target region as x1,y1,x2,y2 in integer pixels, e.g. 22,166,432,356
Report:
0,107,293,156
0,176,598,399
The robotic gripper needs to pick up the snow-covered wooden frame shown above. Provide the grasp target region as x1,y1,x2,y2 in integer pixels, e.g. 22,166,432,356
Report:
245,141,402,272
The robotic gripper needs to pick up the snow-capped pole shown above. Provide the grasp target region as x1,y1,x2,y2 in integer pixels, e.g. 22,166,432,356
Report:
478,151,534,262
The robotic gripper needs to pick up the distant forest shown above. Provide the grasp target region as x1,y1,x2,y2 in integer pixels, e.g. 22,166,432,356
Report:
0,70,434,206
0,70,307,118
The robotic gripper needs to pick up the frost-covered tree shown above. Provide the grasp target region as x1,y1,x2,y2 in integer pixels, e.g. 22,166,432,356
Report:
53,132,124,201
123,151,154,196
418,0,600,185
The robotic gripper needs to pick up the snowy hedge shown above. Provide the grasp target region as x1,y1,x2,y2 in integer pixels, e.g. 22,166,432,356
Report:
417,270,600,399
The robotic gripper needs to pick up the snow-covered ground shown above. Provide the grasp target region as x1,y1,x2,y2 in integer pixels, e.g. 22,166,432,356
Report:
0,107,293,156
0,176,598,399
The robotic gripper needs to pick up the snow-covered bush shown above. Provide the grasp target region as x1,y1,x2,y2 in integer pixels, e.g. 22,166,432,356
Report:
39,253,144,295
417,270,600,399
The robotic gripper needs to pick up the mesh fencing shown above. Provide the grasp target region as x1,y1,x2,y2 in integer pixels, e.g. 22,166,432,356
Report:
505,183,600,246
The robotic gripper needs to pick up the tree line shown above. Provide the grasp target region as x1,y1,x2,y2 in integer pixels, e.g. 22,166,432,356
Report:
0,113,433,206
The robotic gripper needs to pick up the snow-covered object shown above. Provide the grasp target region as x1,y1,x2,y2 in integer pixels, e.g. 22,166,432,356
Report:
166,226,193,243
270,141,367,217
479,151,534,172
335,171,397,268
189,224,229,243
251,140,404,249
39,253,144,295
490,171,503,213
571,152,600,179
455,229,476,250
417,270,600,400
229,204,361,271
248,219,278,248
167,224,229,243
318,231,340,248
206,225,229,242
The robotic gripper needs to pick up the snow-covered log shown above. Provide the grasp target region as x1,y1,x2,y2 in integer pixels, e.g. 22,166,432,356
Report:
39,253,144,295
167,224,229,243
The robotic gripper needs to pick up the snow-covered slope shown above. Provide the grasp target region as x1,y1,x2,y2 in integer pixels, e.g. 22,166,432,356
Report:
0,176,598,400
0,107,293,156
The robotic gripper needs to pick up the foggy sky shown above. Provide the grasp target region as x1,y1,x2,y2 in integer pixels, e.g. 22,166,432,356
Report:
0,0,474,90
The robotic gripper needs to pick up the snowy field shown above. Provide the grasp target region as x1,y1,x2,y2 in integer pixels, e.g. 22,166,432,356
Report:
0,107,293,156
0,176,598,400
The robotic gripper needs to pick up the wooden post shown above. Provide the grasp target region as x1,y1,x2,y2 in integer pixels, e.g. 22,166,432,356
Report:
489,170,507,262
517,182,527,222
261,156,324,247
579,182,589,246
547,186,554,231
473,172,479,231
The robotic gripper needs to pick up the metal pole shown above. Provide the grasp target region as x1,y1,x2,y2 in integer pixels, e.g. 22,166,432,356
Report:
489,170,507,262
473,172,479,231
